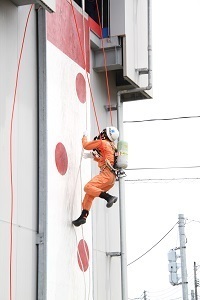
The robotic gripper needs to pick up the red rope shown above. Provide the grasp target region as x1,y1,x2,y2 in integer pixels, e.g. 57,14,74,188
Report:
9,5,33,300
95,0,113,126
69,0,101,135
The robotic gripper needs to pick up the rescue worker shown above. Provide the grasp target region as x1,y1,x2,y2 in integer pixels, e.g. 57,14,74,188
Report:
72,126,119,227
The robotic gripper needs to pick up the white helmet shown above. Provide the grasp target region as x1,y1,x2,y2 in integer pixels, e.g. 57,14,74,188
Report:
105,126,119,142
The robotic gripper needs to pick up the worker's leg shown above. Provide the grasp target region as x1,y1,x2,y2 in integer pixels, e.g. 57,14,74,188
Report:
72,170,116,227
84,169,115,197
72,209,89,227
83,169,117,209
82,193,95,211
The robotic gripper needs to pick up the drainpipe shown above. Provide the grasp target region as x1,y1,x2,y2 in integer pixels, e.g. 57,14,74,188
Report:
117,96,128,300
116,1,152,298
36,7,47,300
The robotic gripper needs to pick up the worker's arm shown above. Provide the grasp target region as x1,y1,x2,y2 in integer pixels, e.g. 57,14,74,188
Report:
82,136,103,151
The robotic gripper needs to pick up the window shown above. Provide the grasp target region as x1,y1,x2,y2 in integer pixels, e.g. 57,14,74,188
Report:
74,0,109,37
74,0,108,28
86,0,101,24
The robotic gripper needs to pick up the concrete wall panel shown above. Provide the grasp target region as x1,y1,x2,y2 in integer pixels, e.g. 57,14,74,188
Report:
0,1,37,298
46,40,92,299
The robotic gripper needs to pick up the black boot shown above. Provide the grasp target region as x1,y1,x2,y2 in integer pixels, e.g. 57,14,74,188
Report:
99,192,118,208
72,210,89,227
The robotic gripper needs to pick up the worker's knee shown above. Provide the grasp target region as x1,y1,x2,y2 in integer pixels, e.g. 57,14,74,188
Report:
84,183,91,194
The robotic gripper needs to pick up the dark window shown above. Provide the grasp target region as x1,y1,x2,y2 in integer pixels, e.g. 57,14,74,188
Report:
74,0,109,36
85,0,101,24
102,0,108,28
74,0,82,6
74,0,109,25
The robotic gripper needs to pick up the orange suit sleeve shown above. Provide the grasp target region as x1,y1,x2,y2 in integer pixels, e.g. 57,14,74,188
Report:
82,136,103,150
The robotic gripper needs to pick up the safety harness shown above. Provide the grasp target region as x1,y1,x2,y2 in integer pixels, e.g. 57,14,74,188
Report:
93,141,126,179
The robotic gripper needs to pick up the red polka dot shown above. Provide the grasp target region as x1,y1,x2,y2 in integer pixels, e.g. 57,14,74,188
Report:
55,143,68,175
77,239,89,272
76,73,86,103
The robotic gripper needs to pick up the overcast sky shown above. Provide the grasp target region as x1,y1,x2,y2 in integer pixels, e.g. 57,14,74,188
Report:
123,1,200,300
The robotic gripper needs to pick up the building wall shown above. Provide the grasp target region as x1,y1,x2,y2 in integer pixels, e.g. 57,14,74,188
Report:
46,1,123,298
0,1,37,299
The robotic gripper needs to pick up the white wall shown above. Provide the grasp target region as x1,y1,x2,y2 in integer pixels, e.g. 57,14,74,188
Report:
0,1,37,299
46,40,93,299
46,33,122,300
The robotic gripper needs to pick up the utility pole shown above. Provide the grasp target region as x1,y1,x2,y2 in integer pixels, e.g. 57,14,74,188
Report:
191,290,195,300
179,214,188,300
144,290,147,300
194,262,199,300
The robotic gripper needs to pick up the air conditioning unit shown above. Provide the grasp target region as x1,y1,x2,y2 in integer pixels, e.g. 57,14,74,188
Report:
10,0,56,12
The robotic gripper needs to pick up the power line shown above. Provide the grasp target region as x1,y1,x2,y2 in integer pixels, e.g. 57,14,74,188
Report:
126,166,200,171
148,286,181,295
128,297,144,300
127,222,178,267
130,285,182,300
187,219,200,224
124,115,200,123
128,292,145,300
125,178,200,182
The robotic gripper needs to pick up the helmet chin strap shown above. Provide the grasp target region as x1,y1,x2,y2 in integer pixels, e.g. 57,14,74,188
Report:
94,130,107,141
100,129,107,140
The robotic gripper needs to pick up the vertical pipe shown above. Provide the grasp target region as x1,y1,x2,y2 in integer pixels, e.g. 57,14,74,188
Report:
194,262,198,300
37,7,47,300
179,214,188,300
117,92,128,300
112,1,152,298
108,0,110,37
147,0,152,88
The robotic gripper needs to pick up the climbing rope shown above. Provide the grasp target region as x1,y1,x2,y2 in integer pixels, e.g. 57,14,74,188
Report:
68,3,95,298
69,0,116,165
71,148,90,300
79,149,91,300
9,5,34,300
80,0,89,131
69,0,101,134
73,228,87,300
95,0,113,126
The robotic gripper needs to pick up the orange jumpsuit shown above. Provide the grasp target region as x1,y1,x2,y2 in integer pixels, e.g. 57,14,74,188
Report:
82,136,116,211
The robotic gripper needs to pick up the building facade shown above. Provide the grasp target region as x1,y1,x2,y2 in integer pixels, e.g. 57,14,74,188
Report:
0,0,152,299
